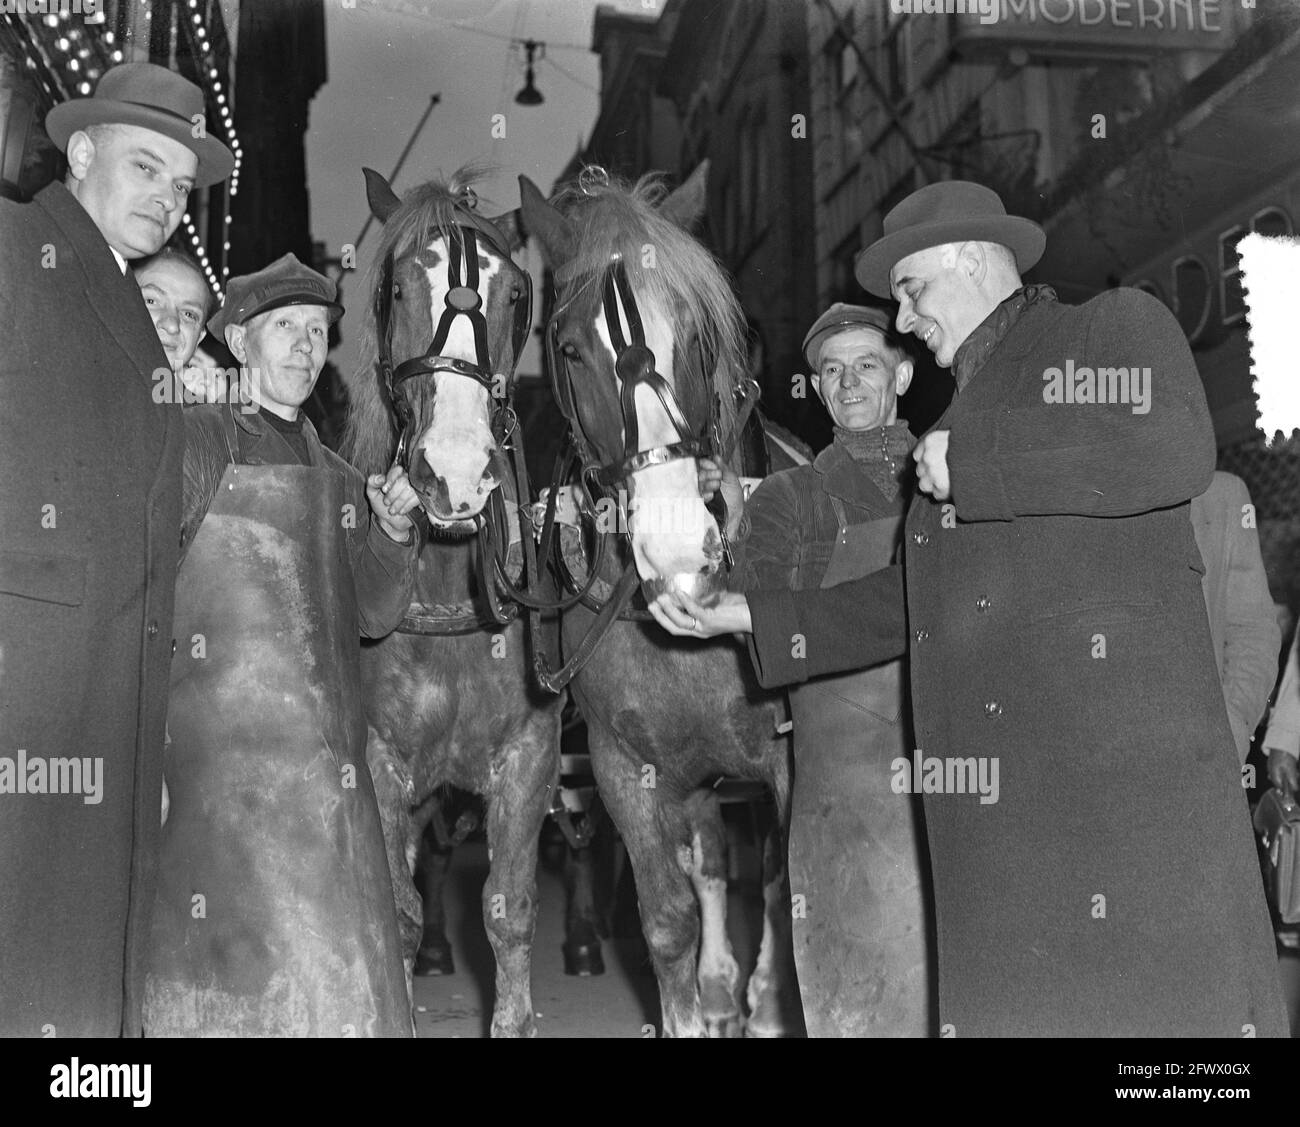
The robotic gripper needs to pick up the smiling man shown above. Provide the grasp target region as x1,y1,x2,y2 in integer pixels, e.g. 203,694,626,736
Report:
0,63,232,1038
133,248,211,376
731,304,928,1037
657,180,1287,1037
142,254,420,1036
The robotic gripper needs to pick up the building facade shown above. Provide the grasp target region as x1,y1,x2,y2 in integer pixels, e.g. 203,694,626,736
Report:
806,0,1299,606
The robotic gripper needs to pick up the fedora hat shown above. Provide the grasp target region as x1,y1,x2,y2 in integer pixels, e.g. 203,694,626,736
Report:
854,181,1044,298
46,63,234,189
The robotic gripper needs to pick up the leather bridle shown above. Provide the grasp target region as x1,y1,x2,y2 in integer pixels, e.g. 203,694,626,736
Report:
528,252,759,691
374,211,532,467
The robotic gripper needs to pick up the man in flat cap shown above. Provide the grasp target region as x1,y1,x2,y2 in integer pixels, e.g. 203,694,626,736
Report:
728,303,929,1037
660,181,1286,1037
0,62,232,1037
140,254,419,1036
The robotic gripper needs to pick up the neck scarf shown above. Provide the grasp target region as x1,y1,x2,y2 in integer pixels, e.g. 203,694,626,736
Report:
833,421,914,501
951,284,1057,392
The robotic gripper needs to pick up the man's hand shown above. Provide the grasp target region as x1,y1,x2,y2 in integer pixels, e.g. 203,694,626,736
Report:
647,588,752,638
1268,747,1299,796
697,457,745,540
914,430,951,501
366,465,419,542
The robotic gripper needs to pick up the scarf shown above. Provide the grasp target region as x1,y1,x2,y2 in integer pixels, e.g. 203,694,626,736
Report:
951,284,1058,392
833,421,914,502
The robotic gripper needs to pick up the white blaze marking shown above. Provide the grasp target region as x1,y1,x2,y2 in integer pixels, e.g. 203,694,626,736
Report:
594,285,717,587
413,237,503,516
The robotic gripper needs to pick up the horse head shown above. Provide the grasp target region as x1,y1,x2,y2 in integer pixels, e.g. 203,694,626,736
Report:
521,163,746,602
344,166,531,533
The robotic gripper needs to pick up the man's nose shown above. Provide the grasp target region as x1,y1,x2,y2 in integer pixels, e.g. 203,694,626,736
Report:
895,303,914,334
153,183,179,213
841,365,862,388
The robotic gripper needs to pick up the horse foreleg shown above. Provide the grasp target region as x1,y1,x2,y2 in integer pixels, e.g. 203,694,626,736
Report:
745,822,803,1037
414,820,456,976
682,789,744,1037
482,722,556,1037
590,736,705,1038
563,821,606,975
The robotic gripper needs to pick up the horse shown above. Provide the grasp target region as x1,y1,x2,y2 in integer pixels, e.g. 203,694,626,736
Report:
518,165,803,1038
341,166,563,1038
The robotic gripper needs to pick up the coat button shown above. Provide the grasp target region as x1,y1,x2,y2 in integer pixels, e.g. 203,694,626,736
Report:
912,532,930,546
147,622,159,639
914,628,929,642
984,700,1002,717
975,596,992,612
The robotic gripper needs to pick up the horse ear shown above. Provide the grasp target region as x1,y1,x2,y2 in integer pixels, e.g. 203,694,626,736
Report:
659,159,710,230
489,208,526,254
519,175,575,266
363,167,401,224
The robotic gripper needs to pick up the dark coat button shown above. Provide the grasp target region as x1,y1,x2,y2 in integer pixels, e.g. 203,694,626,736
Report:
976,597,992,611
912,531,930,546
915,628,929,642
984,700,1002,717
147,622,159,639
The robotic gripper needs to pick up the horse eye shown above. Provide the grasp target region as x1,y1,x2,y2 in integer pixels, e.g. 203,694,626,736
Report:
392,283,402,300
510,286,523,303
561,343,582,363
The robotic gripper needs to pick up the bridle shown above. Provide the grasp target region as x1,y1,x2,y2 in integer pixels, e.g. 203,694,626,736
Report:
373,199,543,632
373,204,532,468
528,250,759,691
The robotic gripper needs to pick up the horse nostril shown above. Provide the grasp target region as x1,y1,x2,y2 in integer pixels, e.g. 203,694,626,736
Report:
408,456,433,492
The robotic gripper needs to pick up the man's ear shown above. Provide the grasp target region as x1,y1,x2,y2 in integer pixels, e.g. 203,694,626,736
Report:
225,324,247,364
895,358,915,399
958,240,987,284
66,130,95,181
809,369,825,404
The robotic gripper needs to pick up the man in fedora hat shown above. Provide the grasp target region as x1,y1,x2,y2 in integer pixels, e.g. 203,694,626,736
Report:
0,62,232,1036
727,302,930,1037
142,254,419,1036
659,180,1287,1037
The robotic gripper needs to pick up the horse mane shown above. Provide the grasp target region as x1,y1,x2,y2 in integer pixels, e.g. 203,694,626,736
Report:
341,162,497,475
551,169,750,461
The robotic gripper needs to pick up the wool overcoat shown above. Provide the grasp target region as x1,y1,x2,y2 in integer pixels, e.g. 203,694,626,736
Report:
0,184,182,1036
747,286,1288,1037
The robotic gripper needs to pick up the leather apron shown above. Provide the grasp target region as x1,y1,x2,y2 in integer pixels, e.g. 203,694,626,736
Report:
787,495,931,1037
142,424,411,1037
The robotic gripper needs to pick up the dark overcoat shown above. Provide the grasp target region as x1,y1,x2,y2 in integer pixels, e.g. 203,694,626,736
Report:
747,286,1288,1037
0,184,182,1036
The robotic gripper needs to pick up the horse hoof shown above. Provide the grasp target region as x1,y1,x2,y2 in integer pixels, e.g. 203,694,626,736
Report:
703,1010,745,1038
743,1014,788,1038
563,942,605,976
414,945,455,976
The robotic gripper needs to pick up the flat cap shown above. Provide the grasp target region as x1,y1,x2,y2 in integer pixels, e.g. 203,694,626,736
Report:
802,303,900,370
209,252,343,339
